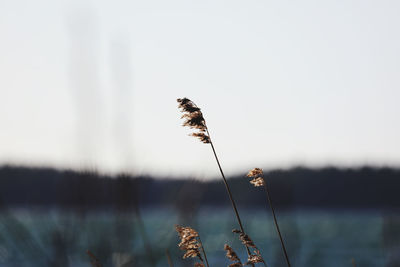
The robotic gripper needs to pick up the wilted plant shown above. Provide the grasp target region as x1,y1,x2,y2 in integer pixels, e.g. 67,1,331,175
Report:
175,225,209,267
177,98,265,266
247,168,291,267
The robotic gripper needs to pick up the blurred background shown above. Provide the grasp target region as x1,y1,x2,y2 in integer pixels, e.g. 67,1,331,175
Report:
1,0,400,266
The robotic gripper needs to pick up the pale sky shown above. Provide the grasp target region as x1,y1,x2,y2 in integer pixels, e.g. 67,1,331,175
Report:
1,0,400,178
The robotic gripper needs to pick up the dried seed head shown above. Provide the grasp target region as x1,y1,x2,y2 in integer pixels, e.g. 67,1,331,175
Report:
190,133,211,144
176,225,199,238
239,233,256,248
247,168,263,178
177,98,210,144
224,244,242,264
175,225,204,263
182,111,207,131
246,168,265,187
177,98,200,113
177,98,206,131
246,250,264,265
232,222,265,265
183,250,200,259
250,177,265,187
232,229,256,248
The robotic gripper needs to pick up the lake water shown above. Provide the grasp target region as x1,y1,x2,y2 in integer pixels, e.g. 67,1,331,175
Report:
0,207,398,267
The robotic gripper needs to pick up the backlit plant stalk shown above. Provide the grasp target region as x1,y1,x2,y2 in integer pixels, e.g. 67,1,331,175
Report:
177,98,265,266
247,168,291,267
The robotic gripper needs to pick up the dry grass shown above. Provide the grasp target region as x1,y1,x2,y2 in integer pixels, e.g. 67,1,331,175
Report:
224,244,242,266
175,225,209,267
247,168,291,267
177,98,268,267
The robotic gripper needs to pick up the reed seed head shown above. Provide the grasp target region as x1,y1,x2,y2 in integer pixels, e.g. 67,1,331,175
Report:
224,244,242,266
247,168,263,178
190,132,211,144
232,229,265,265
246,168,265,187
175,225,204,263
246,250,264,265
232,229,256,248
177,98,210,144
239,233,256,248
250,177,265,187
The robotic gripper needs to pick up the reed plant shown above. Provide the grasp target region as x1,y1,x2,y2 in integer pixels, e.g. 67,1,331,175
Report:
177,98,266,266
175,225,210,267
246,168,291,267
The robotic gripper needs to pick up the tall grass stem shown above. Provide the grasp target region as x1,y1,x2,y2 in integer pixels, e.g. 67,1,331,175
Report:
134,208,156,266
206,128,263,267
165,249,174,267
263,179,291,267
198,235,210,267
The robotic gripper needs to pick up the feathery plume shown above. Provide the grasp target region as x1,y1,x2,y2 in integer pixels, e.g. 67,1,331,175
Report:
232,229,256,248
177,98,210,143
190,132,211,144
246,250,264,265
224,244,242,266
247,168,263,178
175,225,209,267
247,168,265,187
250,177,265,187
232,229,265,265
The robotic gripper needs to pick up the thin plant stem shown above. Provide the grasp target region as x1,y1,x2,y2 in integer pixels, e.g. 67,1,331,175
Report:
178,99,267,266
206,128,265,267
86,250,102,267
198,235,210,267
134,207,156,266
165,249,174,267
206,130,248,247
263,178,291,267
351,258,356,267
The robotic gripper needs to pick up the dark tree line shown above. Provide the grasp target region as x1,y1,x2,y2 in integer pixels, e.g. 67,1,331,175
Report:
0,165,399,210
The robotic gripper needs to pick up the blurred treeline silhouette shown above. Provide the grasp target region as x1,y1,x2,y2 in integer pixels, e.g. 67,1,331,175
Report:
1,165,400,267
1,165,399,210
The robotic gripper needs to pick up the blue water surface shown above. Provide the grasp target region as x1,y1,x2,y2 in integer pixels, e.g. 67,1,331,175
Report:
0,207,398,267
